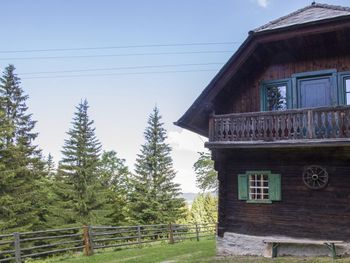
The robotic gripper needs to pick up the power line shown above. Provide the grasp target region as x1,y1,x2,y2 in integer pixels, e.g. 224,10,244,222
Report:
19,62,223,75
23,69,219,80
0,42,241,53
0,50,233,61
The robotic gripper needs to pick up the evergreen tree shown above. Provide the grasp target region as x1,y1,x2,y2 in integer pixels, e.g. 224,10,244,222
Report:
189,193,217,224
98,150,130,225
39,153,59,229
45,153,56,177
129,107,185,224
99,150,129,192
0,65,47,232
54,100,103,225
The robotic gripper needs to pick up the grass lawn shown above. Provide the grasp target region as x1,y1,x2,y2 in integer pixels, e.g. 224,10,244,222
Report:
33,238,350,263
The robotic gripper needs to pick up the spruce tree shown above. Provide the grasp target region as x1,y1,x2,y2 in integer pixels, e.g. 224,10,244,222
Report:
0,65,47,232
45,153,56,177
129,107,185,224
55,100,103,225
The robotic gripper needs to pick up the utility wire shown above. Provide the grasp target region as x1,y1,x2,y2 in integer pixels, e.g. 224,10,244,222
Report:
19,62,223,75
0,50,233,61
23,69,219,80
0,41,241,53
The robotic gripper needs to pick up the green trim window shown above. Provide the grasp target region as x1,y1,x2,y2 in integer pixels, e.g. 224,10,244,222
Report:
339,72,350,105
260,79,292,111
346,78,350,104
260,69,344,111
292,69,338,108
238,171,281,203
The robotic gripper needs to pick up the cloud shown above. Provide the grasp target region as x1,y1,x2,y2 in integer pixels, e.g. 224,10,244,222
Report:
257,0,269,7
167,129,207,152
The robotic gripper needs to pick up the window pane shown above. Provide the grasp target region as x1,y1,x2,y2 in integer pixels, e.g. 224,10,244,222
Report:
347,93,350,105
346,79,350,93
249,173,269,200
267,85,287,111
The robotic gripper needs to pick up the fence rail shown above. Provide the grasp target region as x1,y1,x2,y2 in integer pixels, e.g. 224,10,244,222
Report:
209,105,350,144
0,223,216,262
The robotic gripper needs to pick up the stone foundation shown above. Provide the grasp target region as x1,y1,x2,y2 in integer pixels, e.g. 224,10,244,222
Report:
217,232,350,258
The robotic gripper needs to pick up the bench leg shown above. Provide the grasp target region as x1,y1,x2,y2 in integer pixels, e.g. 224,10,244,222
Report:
272,243,279,258
324,243,337,259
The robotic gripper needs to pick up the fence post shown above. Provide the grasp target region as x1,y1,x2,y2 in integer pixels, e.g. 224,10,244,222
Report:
83,225,93,256
14,232,21,263
137,225,141,247
195,223,200,242
168,223,174,244
88,225,95,255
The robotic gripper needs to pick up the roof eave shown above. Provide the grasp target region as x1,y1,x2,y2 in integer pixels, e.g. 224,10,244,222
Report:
175,33,255,133
173,121,208,138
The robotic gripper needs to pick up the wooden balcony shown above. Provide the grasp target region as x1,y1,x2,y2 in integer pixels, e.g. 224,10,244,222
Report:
206,106,350,148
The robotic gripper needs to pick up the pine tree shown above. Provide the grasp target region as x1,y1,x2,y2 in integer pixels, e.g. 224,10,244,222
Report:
0,65,47,232
129,107,185,224
54,100,103,225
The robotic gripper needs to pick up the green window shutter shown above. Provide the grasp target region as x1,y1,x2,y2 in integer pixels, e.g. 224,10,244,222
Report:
269,174,281,201
238,174,248,200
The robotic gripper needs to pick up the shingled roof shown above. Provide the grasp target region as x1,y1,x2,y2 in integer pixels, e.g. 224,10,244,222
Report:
255,2,350,32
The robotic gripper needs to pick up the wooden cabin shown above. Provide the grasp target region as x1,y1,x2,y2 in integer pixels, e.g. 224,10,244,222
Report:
176,2,350,258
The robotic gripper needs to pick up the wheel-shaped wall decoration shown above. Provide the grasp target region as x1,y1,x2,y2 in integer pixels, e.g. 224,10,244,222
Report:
302,165,329,190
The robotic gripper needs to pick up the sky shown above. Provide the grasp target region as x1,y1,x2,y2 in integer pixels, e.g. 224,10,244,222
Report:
0,0,349,192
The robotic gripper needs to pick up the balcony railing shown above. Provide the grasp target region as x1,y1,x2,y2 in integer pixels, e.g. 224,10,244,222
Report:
208,106,350,147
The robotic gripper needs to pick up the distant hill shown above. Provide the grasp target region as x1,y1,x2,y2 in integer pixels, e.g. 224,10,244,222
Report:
182,192,217,206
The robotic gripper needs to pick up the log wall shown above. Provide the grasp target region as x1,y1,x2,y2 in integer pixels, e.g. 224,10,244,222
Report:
215,147,350,241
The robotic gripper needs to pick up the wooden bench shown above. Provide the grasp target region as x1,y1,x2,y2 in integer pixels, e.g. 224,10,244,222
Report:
263,239,344,259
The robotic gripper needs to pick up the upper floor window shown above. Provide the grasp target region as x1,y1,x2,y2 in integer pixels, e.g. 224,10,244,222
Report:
260,79,291,111
266,85,287,111
346,78,350,104
292,70,337,109
339,72,350,105
261,70,341,111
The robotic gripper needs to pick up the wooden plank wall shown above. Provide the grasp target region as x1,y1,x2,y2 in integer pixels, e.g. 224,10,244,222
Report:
214,31,350,115
215,147,350,241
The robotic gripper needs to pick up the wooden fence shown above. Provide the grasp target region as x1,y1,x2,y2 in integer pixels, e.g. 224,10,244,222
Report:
0,223,216,262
